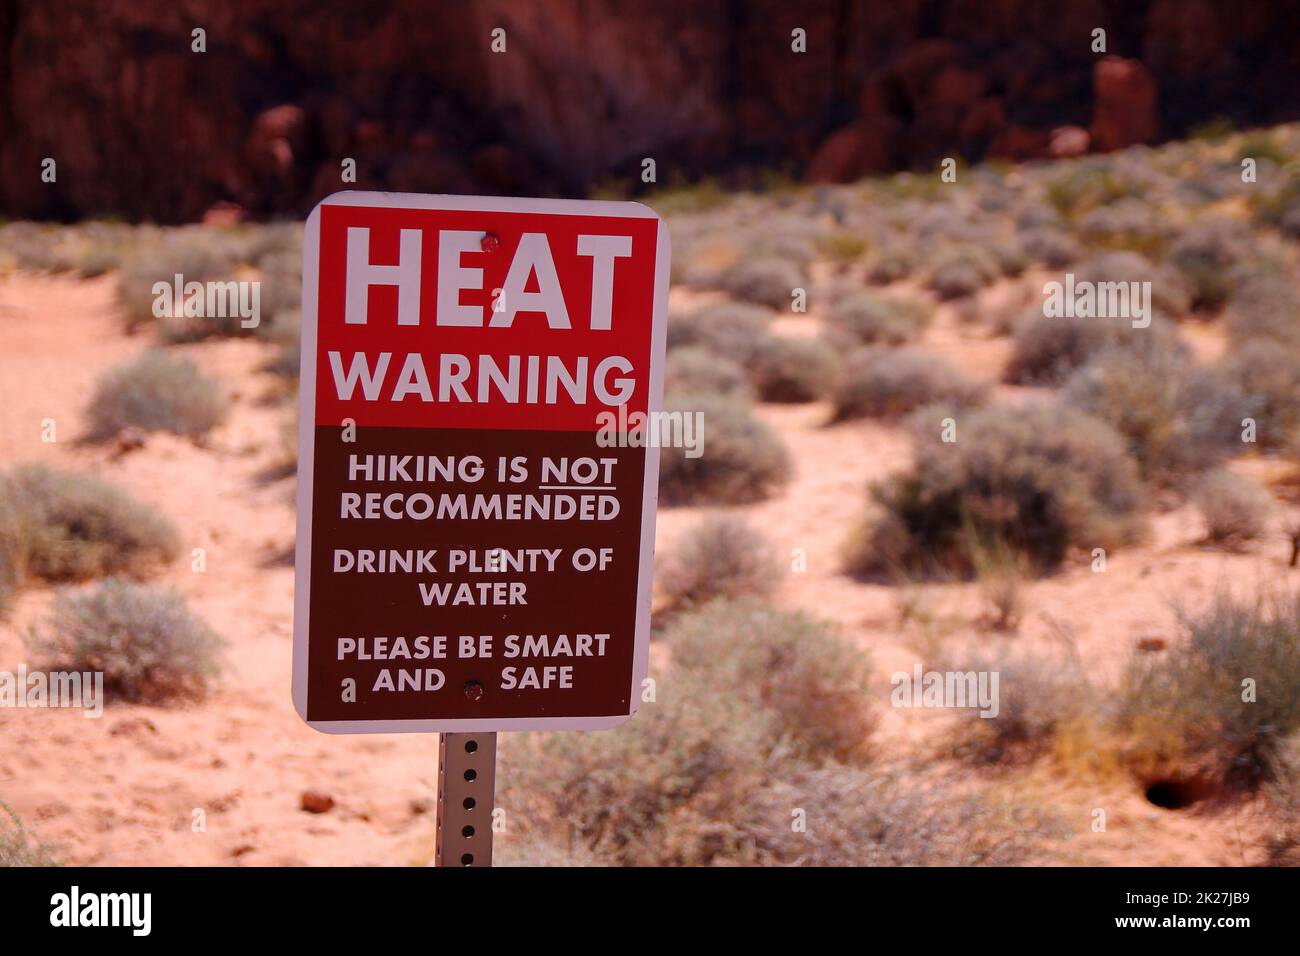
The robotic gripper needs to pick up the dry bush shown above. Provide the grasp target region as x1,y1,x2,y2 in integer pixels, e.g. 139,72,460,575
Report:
719,256,805,310
494,832,609,868
864,245,917,284
116,237,242,333
1223,270,1300,348
1218,341,1300,451
1019,227,1082,268
26,578,223,704
831,347,987,421
665,301,773,366
732,765,1062,866
926,246,1002,299
1062,338,1244,484
86,350,227,440
499,667,772,866
1071,251,1192,318
1005,307,1183,386
664,346,751,399
850,402,1146,577
748,334,839,402
827,291,934,345
1166,218,1251,312
1118,590,1300,790
1192,470,1273,544
0,465,178,583
0,804,57,867
499,598,879,866
657,515,780,610
934,645,1096,765
669,598,875,763
658,392,791,505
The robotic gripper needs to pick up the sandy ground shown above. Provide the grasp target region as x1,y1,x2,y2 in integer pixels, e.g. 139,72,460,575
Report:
0,272,1292,866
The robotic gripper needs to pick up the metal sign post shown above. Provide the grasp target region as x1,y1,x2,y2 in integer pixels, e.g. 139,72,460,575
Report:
435,732,497,867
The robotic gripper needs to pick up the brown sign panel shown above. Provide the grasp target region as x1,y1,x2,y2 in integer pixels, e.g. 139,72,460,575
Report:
292,193,669,732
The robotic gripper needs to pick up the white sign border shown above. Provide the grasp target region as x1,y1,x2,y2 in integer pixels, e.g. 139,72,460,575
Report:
292,190,669,734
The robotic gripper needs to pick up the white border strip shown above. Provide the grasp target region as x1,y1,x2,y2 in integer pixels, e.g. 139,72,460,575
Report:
291,191,669,734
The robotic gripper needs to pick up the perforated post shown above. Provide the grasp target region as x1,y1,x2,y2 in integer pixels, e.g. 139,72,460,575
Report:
435,732,497,867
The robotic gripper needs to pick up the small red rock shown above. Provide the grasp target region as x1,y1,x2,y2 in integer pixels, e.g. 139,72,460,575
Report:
300,791,335,814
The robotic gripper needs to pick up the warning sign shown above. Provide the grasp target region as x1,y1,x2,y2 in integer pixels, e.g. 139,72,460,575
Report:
291,192,669,732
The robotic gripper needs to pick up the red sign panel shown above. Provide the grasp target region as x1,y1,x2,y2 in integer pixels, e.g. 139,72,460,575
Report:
292,192,669,733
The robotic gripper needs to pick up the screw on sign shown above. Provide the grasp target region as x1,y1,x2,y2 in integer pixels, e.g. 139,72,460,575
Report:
291,192,670,866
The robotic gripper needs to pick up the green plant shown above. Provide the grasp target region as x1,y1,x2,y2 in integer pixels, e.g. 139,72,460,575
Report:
27,578,224,704
86,350,228,440
0,465,179,583
657,516,780,610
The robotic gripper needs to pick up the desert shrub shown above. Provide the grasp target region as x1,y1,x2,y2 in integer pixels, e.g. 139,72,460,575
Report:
732,765,1061,865
499,667,772,866
1005,306,1183,386
1044,163,1142,218
926,247,1001,299
864,245,916,284
86,350,227,440
748,334,839,402
1253,169,1300,237
719,255,805,310
669,599,874,762
1218,341,1300,451
852,402,1146,576
116,238,240,332
26,578,224,703
1118,590,1300,789
657,516,780,610
1192,470,1273,543
827,291,934,345
1224,271,1300,348
658,392,791,505
1262,734,1300,865
1073,199,1172,257
665,302,773,365
0,465,178,583
664,346,751,399
1062,339,1244,483
987,238,1028,277
935,645,1096,765
494,833,609,868
1020,227,1082,268
0,804,57,867
832,347,987,421
1071,251,1192,318
1166,218,1251,312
